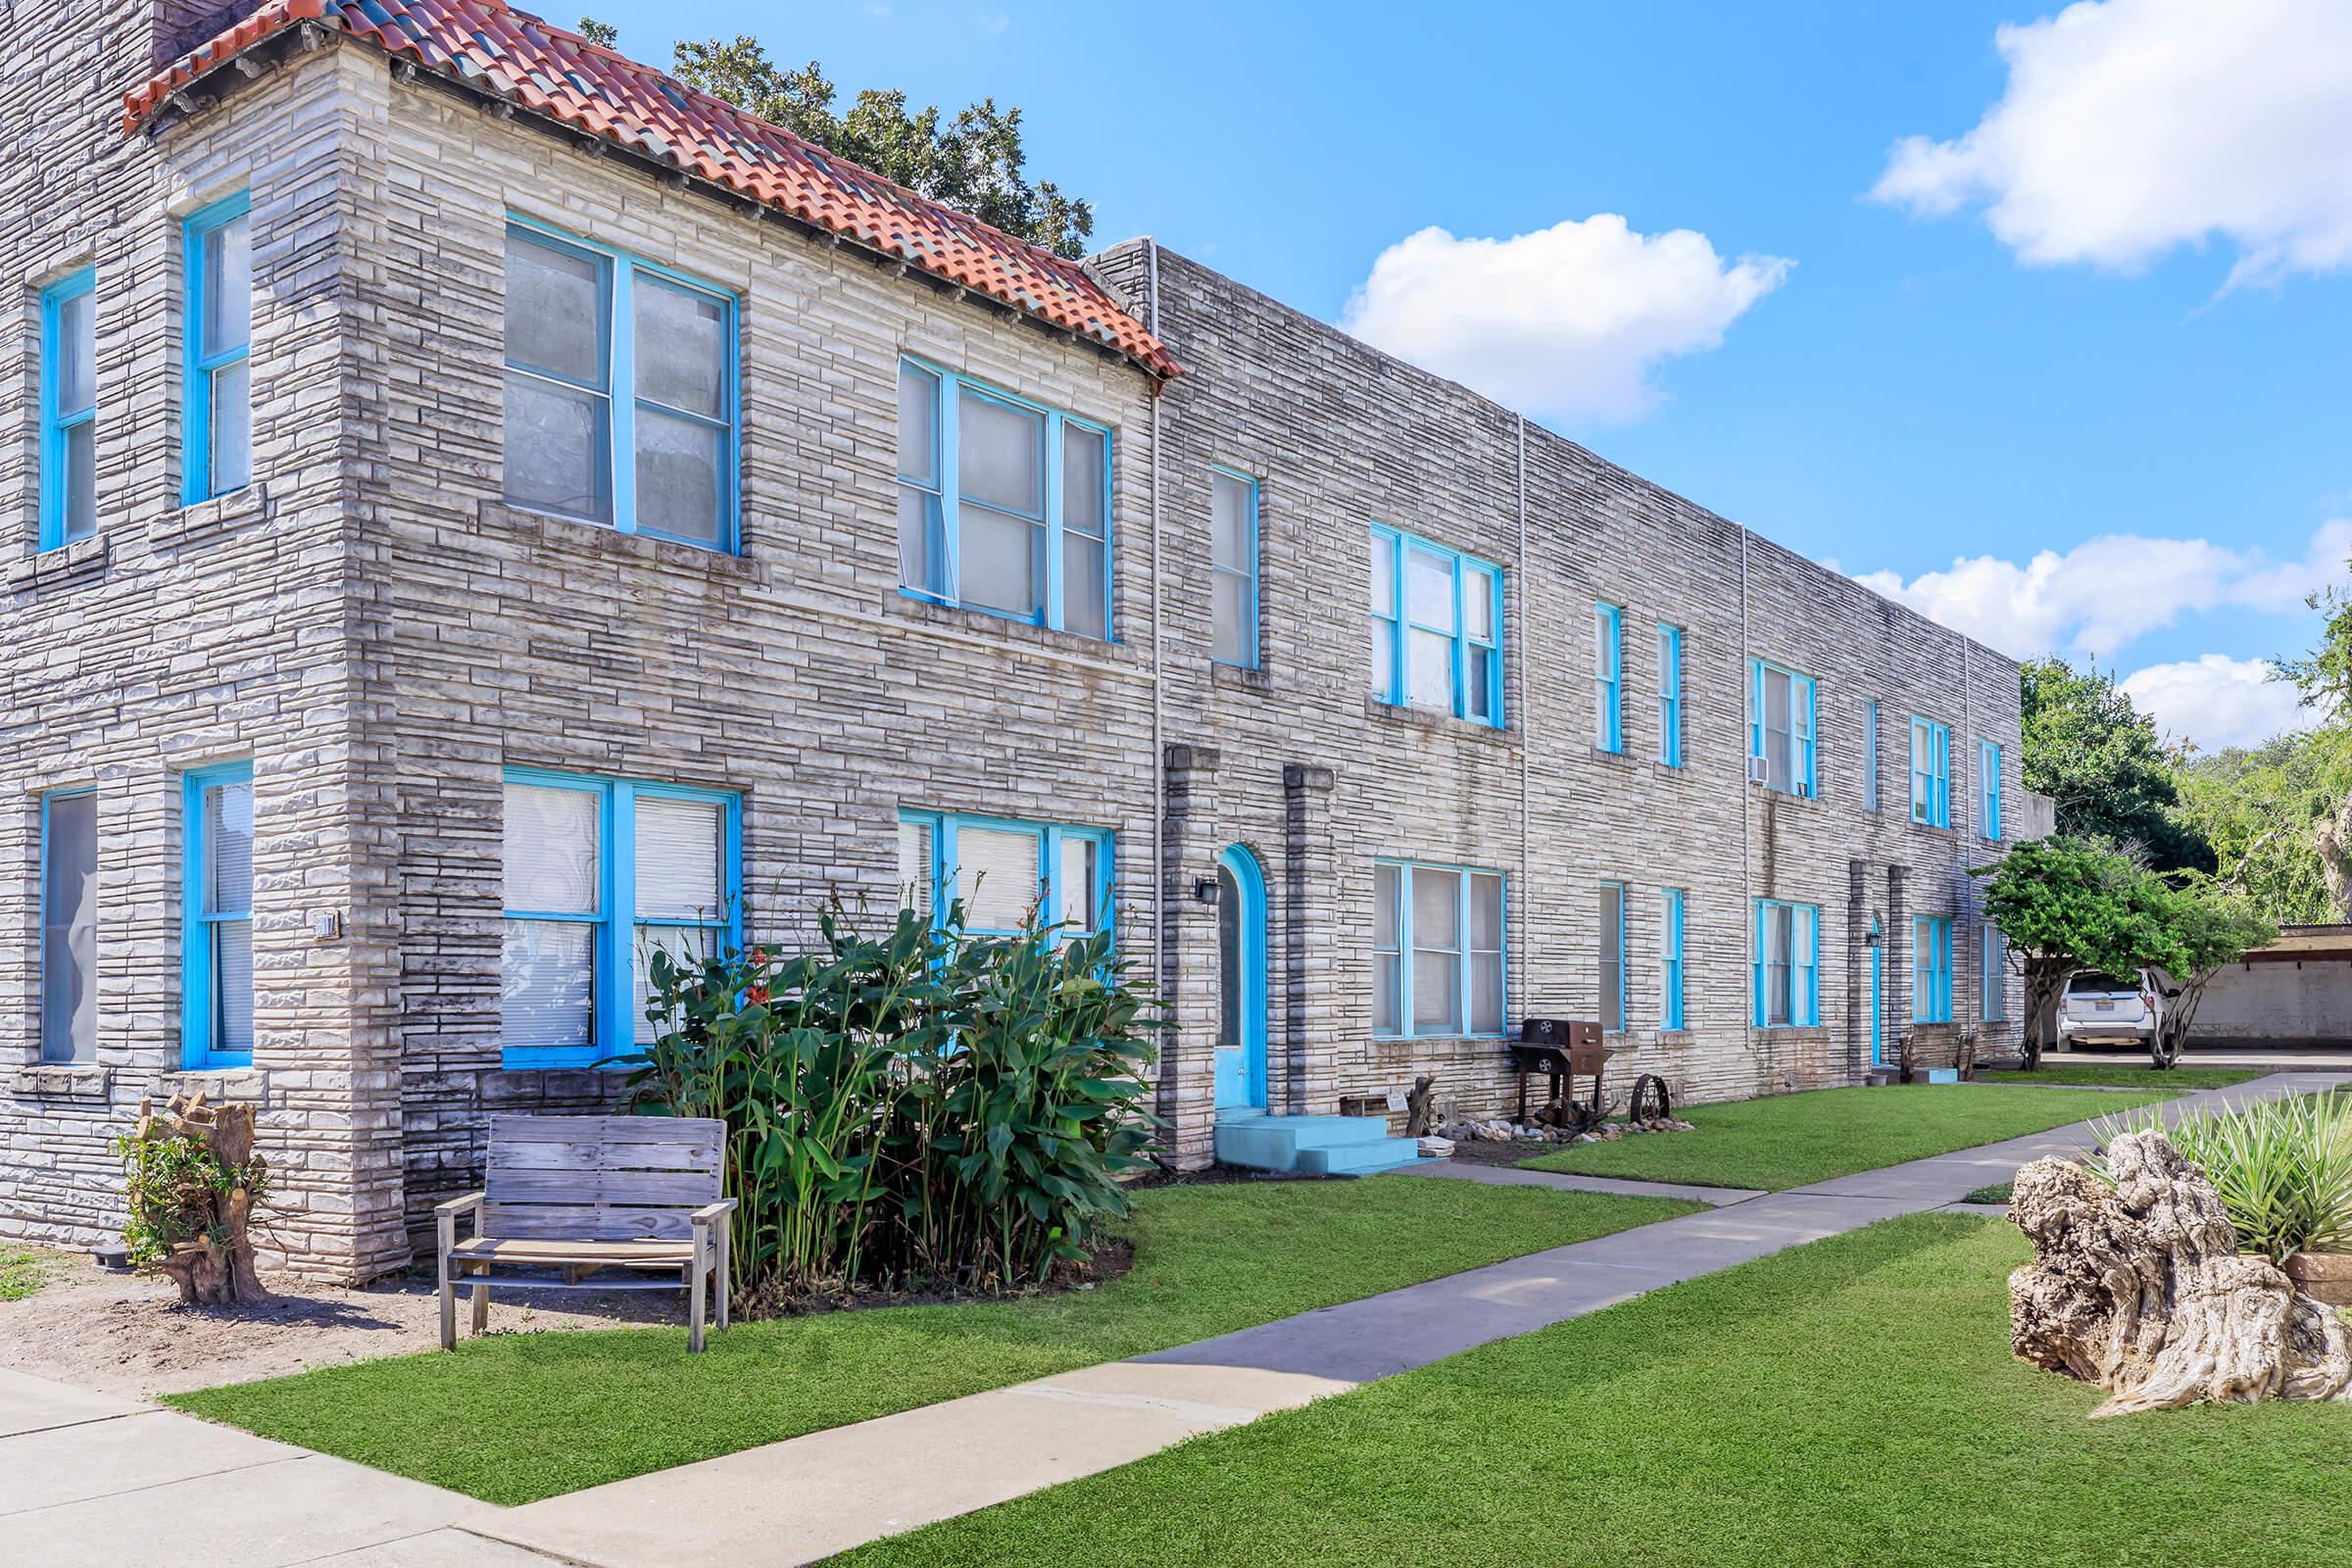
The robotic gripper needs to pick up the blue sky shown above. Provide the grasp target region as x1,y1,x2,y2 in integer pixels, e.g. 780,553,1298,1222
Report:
583,0,2352,750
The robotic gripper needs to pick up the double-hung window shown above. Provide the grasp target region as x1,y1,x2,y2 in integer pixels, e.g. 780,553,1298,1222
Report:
1913,915,1953,1023
1862,701,1881,812
501,770,742,1067
181,762,254,1068
1981,920,2008,1022
1660,888,1686,1030
1910,717,1951,828
1749,659,1817,797
1752,898,1819,1028
1980,739,2002,841
1369,525,1502,725
503,220,739,549
1656,624,1683,767
1593,604,1623,752
1209,466,1260,667
896,810,1109,937
40,790,97,1063
897,361,1111,638
40,268,96,548
182,193,251,504
1597,880,1627,1030
1374,860,1504,1037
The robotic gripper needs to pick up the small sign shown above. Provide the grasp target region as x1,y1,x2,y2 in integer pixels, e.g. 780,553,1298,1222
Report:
1385,1089,1406,1111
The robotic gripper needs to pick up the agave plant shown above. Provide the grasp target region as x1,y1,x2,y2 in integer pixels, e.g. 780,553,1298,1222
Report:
2091,1093,2352,1265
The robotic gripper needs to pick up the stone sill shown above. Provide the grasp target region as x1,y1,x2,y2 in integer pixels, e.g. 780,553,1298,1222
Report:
1364,698,1517,749
151,1066,268,1101
1210,661,1273,694
8,1063,113,1099
885,591,1145,675
5,534,112,593
151,481,273,551
477,499,765,582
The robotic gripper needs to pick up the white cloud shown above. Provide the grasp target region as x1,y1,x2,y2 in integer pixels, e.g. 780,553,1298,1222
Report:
1338,216,1790,424
2120,655,2312,751
1871,0,2352,286
1851,519,2352,662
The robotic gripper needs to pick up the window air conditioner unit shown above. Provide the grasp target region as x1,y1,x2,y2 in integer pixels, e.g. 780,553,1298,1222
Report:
1746,757,1770,786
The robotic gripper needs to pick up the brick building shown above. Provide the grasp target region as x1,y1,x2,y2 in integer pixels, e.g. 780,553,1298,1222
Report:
3,0,2031,1278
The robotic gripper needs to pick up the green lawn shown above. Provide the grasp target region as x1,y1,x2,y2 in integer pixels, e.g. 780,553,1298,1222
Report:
842,1215,2352,1568
1982,1063,2263,1090
1964,1182,2013,1205
167,1177,1690,1504
1520,1083,2177,1191
0,1249,56,1301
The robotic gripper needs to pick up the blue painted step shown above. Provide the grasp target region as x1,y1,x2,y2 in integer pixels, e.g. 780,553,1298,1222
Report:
1213,1111,1424,1176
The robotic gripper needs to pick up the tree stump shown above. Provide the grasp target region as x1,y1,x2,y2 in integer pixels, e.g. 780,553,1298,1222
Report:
127,1092,270,1305
2008,1130,2351,1416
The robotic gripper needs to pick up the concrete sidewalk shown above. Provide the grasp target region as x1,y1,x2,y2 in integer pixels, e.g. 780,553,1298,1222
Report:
18,1070,2344,1567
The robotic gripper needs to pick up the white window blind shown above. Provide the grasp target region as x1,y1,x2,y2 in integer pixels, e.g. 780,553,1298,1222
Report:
956,824,1042,930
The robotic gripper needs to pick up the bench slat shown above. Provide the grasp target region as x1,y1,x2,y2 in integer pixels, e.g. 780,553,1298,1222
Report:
497,1139,719,1174
486,1169,719,1206
485,1204,699,1241
490,1114,721,1145
452,1237,694,1266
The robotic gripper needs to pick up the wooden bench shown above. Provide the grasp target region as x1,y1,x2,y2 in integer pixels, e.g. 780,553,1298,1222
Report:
436,1114,737,1352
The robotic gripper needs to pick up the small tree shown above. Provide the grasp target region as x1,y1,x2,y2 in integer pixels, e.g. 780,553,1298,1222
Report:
2142,884,2274,1069
1976,837,2155,1071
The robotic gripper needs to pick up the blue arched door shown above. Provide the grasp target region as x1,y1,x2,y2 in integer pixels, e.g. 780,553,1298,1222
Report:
1213,845,1268,1111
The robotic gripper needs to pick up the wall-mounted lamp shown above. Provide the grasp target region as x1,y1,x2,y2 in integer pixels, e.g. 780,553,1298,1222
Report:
1192,877,1220,906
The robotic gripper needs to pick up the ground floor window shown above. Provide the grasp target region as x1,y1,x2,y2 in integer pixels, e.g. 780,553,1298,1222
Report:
1980,920,2007,1022
1913,915,1953,1023
41,790,97,1062
1598,880,1627,1030
1752,898,1819,1028
1660,888,1686,1030
501,769,740,1067
1375,859,1505,1037
896,810,1110,938
182,762,255,1068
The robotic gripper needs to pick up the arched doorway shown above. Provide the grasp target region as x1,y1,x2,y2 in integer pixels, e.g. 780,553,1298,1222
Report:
1213,845,1268,1112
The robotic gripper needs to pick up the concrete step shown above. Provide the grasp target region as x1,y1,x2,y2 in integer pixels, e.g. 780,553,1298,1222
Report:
1294,1136,1426,1177
1214,1113,1413,1174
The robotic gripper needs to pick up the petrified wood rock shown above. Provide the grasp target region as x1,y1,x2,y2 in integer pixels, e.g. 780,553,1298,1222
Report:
2008,1130,2351,1416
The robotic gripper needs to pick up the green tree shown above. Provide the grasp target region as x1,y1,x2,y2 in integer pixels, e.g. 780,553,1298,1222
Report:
2141,883,2275,1069
1976,837,2165,1071
2175,730,2352,923
577,22,1094,259
2019,658,2210,871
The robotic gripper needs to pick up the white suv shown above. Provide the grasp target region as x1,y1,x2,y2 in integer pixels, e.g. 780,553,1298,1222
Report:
2056,969,2164,1050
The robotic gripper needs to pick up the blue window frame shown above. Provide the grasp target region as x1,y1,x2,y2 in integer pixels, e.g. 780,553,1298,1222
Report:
181,191,251,505
1369,525,1503,725
503,217,740,551
1210,466,1260,667
897,359,1112,639
1598,880,1627,1030
1374,859,1505,1037
181,761,254,1068
1981,920,2007,1022
1749,659,1817,797
40,267,97,549
1752,898,1819,1028
1980,739,2003,841
501,768,743,1068
1913,915,1953,1022
1656,624,1683,767
1862,700,1881,812
1593,603,1623,752
896,810,1111,937
1910,716,1952,828
1660,887,1686,1030
40,789,98,1064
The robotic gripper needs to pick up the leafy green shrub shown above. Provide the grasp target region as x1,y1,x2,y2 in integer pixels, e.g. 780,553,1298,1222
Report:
115,1122,270,1266
2093,1094,2352,1264
626,902,1159,1302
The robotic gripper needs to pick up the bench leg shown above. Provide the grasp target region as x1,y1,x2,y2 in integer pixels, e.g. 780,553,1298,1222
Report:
470,1263,490,1335
438,1256,456,1351
688,1248,709,1353
714,1212,730,1333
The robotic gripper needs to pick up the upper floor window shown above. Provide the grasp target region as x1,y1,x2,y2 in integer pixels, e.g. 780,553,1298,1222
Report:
896,810,1109,936
1749,659,1816,798
1597,879,1627,1030
1913,914,1953,1023
40,268,96,549
501,770,742,1068
1659,887,1686,1031
1369,525,1502,726
1980,739,2002,841
181,761,254,1068
182,193,251,505
1752,898,1818,1028
1656,624,1683,767
503,220,739,551
1374,859,1504,1037
898,362,1110,638
1210,466,1259,666
1593,603,1623,753
1910,716,1951,828
1862,700,1881,812
40,790,97,1063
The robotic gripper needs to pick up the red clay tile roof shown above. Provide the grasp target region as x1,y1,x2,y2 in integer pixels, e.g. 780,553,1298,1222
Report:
123,0,1177,378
